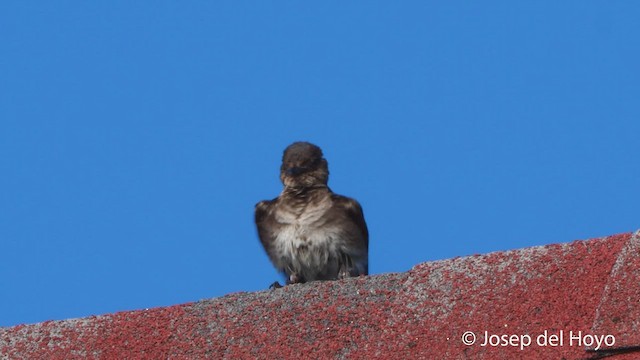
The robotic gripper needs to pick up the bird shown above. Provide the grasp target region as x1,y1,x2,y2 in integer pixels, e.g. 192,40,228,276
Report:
255,141,368,286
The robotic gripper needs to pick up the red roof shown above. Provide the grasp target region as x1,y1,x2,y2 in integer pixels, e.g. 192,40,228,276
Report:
2,231,639,359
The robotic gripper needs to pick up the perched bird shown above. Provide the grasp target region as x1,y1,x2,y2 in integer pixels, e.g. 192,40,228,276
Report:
255,141,368,286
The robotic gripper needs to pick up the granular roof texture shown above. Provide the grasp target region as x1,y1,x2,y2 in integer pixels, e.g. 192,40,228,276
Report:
2,230,640,360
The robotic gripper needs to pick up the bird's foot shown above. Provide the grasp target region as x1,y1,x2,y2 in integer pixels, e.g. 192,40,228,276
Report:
269,281,283,289
287,273,303,284
338,268,350,280
337,253,355,280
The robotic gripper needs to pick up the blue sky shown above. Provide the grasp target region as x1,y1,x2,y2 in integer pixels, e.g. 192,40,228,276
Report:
1,2,639,327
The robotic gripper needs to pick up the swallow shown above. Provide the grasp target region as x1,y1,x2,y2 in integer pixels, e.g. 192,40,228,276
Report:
255,141,368,286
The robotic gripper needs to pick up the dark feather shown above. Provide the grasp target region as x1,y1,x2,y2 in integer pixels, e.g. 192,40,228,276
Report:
254,142,369,285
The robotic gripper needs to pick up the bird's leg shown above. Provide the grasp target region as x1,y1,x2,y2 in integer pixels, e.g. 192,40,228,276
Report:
337,253,354,280
287,273,303,284
284,263,304,284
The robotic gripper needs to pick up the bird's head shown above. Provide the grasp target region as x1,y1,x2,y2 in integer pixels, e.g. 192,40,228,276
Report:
280,141,329,188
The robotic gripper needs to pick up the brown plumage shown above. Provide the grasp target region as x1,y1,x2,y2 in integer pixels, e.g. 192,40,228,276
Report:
255,142,368,285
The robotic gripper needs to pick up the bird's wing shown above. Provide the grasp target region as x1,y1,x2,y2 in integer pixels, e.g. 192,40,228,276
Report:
332,195,369,250
254,199,278,256
330,194,369,275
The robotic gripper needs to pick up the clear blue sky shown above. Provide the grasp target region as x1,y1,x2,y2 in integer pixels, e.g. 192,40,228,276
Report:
1,2,639,327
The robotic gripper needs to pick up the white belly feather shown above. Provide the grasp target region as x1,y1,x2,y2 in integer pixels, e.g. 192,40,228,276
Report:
272,200,344,280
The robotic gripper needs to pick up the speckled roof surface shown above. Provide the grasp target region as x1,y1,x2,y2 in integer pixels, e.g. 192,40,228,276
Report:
2,231,639,360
